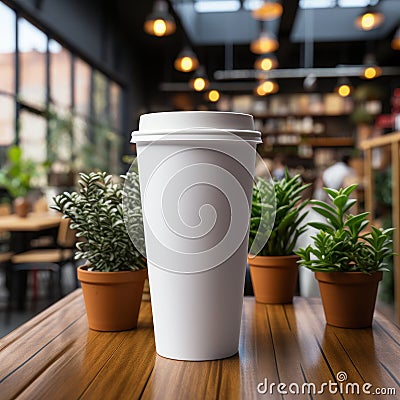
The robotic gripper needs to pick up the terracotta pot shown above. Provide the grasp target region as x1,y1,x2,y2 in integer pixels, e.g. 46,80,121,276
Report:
13,197,30,218
77,265,148,331
248,254,299,304
315,271,383,328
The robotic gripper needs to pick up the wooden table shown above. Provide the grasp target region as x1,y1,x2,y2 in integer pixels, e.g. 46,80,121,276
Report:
0,212,62,308
0,291,399,400
0,212,61,233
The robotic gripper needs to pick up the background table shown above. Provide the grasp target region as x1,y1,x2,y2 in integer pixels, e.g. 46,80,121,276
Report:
0,211,61,255
0,211,61,252
0,291,399,399
0,212,61,308
0,212,61,234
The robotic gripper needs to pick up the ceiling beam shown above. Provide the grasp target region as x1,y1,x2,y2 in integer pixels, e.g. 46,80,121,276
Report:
214,66,400,80
160,64,400,91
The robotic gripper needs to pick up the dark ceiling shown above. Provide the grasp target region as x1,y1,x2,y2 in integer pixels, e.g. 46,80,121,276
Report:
112,0,400,108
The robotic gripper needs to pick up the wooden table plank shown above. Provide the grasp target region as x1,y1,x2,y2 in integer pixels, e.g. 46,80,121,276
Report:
333,327,399,399
302,297,399,399
266,304,312,400
0,292,86,399
0,290,82,351
283,299,343,400
141,356,220,400
79,302,155,400
218,356,241,400
0,291,85,378
238,299,281,400
0,292,399,400
301,298,372,385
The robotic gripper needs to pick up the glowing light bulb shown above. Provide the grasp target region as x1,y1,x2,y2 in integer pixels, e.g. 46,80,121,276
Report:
261,58,273,71
361,13,375,30
193,77,206,91
208,90,220,102
256,85,266,96
263,81,274,93
364,67,377,79
355,11,384,31
180,57,193,72
256,80,278,96
338,84,351,97
153,19,167,36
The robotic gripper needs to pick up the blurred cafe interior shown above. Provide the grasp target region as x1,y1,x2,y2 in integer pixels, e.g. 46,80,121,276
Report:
0,0,400,334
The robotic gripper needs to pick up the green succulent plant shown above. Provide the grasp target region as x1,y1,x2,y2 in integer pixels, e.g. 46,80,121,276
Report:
0,146,42,198
249,169,311,256
296,184,394,273
52,171,146,272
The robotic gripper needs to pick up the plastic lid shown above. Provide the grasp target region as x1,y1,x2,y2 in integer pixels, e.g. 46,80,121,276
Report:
132,111,261,143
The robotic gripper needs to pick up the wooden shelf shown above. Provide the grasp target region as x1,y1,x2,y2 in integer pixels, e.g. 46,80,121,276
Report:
254,111,352,119
264,137,354,147
262,131,324,136
302,137,354,147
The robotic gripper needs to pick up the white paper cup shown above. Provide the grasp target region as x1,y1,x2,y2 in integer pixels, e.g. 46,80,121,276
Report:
131,111,261,361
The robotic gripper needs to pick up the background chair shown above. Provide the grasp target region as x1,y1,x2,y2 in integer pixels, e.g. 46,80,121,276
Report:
0,204,13,320
10,218,77,308
0,203,11,249
0,251,13,322
30,197,57,249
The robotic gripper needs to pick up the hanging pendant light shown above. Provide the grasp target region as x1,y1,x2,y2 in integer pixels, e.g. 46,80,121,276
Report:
144,0,176,37
250,31,279,54
254,53,278,71
174,47,199,72
335,77,352,97
252,0,283,21
354,6,384,31
391,27,400,50
189,66,209,92
361,54,382,80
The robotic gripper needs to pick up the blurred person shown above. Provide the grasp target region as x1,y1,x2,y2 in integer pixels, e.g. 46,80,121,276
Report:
272,154,286,181
322,153,355,191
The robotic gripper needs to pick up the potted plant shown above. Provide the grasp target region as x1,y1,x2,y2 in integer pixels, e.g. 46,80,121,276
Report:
248,170,310,303
296,184,394,328
52,171,147,331
0,146,42,217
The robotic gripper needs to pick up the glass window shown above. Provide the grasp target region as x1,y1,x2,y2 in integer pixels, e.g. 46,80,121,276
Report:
19,110,47,162
74,116,119,174
50,40,71,107
0,95,15,146
74,58,91,116
93,70,108,123
110,82,122,130
47,105,73,168
108,129,121,174
337,0,377,7
18,18,47,106
299,0,335,8
74,120,110,172
194,0,241,13
0,2,16,94
73,115,89,171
